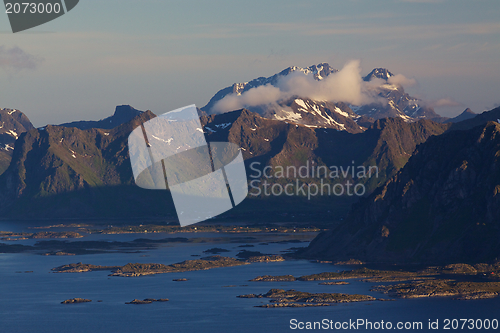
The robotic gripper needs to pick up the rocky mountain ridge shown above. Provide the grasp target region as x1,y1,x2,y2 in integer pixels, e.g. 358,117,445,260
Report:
59,105,143,130
301,116,500,264
202,63,447,131
0,106,449,219
0,107,34,174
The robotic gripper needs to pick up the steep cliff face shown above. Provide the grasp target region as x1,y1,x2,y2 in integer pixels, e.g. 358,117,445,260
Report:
302,122,500,264
0,108,34,174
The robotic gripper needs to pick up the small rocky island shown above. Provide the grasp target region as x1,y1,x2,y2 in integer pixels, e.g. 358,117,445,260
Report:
246,263,500,302
61,298,92,304
1,231,83,241
371,279,500,300
52,255,248,277
246,255,285,263
250,275,296,282
297,267,425,281
238,289,376,307
52,263,121,273
203,248,230,254
125,298,169,304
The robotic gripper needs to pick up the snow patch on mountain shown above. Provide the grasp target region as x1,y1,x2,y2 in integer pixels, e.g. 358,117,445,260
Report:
274,108,303,122
202,62,445,132
151,135,173,144
7,130,18,139
334,107,350,118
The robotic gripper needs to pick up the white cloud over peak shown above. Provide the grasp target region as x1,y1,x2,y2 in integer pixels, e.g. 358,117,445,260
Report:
212,60,390,113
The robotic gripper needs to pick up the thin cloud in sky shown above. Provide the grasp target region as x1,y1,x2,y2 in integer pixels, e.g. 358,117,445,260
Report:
211,60,414,113
388,74,417,87
0,46,42,72
428,98,462,108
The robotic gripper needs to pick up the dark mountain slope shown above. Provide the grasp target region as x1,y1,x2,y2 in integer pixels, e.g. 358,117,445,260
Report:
0,111,178,219
301,121,500,264
448,106,500,132
0,107,449,220
59,105,143,130
444,108,476,124
0,108,35,174
202,109,449,194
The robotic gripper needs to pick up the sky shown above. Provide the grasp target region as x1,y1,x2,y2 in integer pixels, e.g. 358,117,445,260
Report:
1,0,499,127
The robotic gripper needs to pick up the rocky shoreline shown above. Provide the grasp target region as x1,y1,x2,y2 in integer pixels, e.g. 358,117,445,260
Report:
371,280,500,300
1,237,190,255
1,231,83,241
250,275,296,282
297,267,428,282
125,298,169,304
246,255,285,263
318,281,350,285
52,255,248,277
61,298,92,304
238,289,376,307
245,262,500,301
88,224,321,235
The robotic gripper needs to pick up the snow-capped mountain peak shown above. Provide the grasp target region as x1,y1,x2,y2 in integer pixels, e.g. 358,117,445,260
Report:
279,63,338,81
202,63,447,132
203,63,339,112
363,68,395,81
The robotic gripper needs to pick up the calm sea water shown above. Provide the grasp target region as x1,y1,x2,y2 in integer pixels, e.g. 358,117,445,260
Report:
1,224,499,333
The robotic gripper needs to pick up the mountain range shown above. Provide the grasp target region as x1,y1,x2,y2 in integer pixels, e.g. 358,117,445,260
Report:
301,110,500,264
1,64,499,264
0,110,181,218
201,64,448,132
59,105,144,130
0,106,449,219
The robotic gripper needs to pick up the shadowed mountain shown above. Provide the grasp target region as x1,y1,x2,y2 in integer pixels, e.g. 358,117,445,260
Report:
0,111,179,219
301,120,500,264
203,109,448,186
59,105,144,130
448,106,500,132
444,108,476,123
201,109,448,222
0,107,449,220
0,108,35,174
